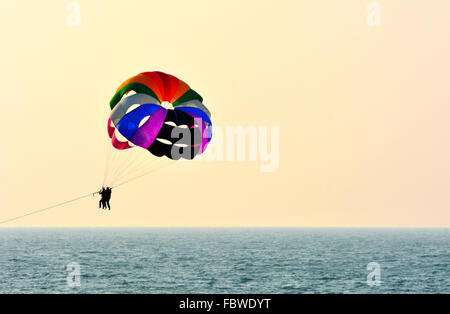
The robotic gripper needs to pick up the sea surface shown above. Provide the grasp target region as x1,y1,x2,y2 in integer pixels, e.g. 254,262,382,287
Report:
0,228,448,294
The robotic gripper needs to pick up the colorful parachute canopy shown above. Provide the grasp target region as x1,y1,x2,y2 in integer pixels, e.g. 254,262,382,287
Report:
107,71,212,160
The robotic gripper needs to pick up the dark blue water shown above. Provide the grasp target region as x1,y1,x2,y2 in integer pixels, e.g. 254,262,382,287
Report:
0,228,448,293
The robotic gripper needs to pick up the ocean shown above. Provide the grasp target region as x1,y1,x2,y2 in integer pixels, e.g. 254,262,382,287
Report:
0,228,448,294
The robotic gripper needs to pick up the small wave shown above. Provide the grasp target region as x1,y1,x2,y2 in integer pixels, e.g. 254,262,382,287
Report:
239,277,253,283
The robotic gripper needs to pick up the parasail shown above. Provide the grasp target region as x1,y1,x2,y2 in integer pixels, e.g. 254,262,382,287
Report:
108,71,212,159
103,71,212,187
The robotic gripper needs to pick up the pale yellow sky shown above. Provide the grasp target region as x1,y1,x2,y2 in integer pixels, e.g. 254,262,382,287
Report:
0,0,449,227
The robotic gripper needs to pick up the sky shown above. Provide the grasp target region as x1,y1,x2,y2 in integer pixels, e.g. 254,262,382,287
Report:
0,0,449,227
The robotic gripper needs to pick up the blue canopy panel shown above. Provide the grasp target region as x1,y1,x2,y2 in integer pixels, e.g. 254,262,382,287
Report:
116,103,162,140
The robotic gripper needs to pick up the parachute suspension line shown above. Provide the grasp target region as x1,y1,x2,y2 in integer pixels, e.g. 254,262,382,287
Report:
112,157,178,189
110,155,147,186
114,147,138,182
0,191,96,225
108,148,145,186
112,166,162,189
103,145,115,187
112,170,156,189
107,149,124,186
110,148,143,186
104,145,123,187
112,162,159,188
111,154,163,187
103,141,114,186
116,152,168,184
111,147,127,184
112,159,152,185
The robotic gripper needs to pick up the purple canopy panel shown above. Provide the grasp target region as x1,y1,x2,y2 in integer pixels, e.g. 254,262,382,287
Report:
188,114,208,154
130,108,168,149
